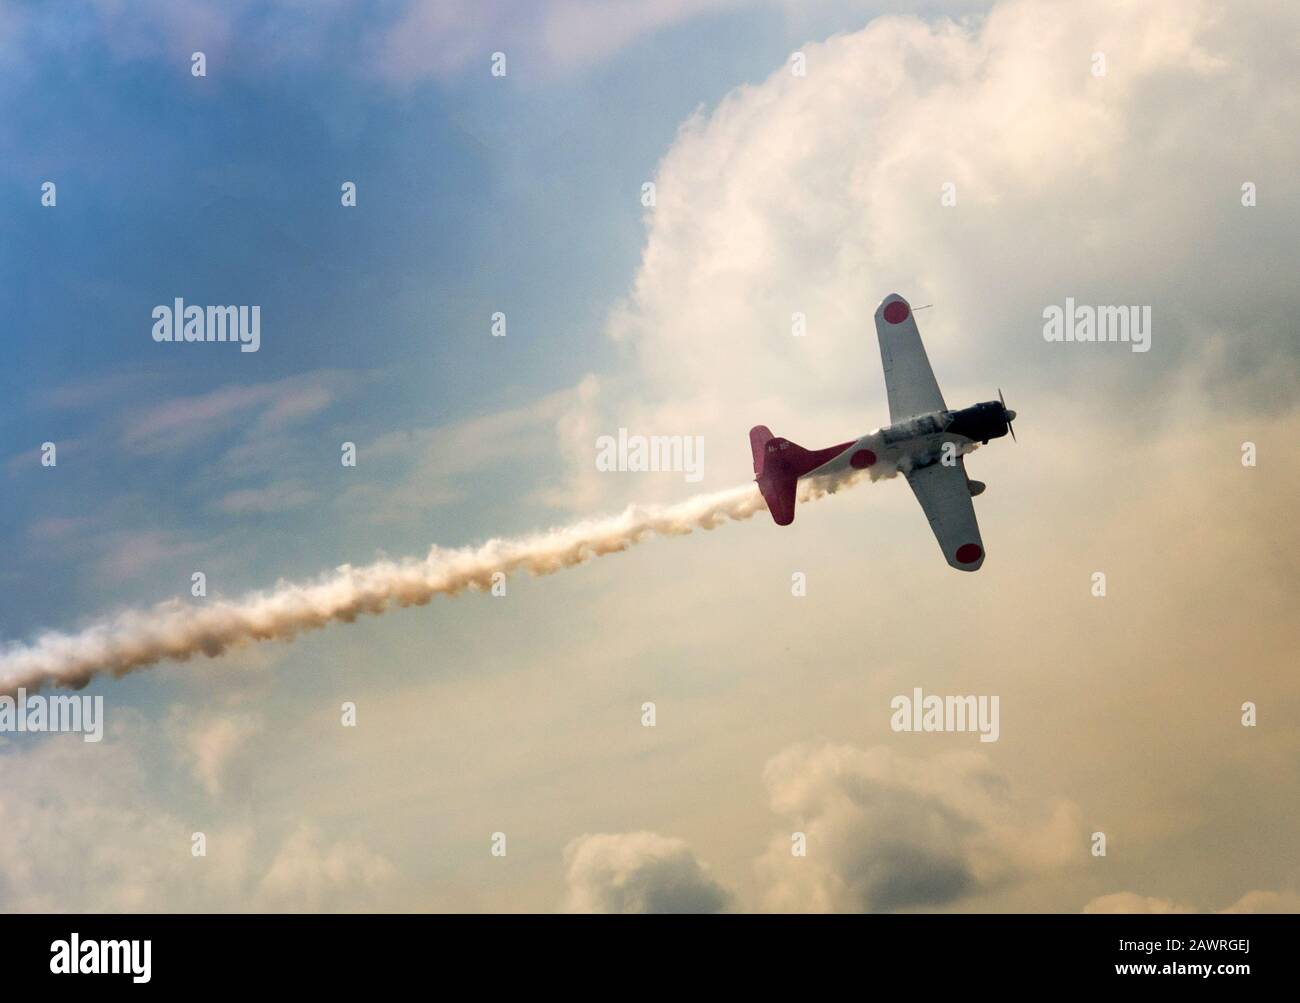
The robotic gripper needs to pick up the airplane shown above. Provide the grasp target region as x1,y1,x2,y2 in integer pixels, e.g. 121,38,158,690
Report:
748,293,1016,572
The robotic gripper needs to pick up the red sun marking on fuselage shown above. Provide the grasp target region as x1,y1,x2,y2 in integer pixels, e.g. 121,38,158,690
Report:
850,449,877,469
883,301,910,324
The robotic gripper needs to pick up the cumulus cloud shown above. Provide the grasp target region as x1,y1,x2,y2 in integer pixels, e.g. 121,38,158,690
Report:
256,822,397,913
562,831,732,913
549,0,1300,511
0,723,392,912
1083,892,1194,915
756,744,1080,912
1219,890,1300,914
1085,889,1300,914
0,733,247,912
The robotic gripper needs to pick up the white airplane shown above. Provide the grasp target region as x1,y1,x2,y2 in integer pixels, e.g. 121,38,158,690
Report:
749,293,1016,572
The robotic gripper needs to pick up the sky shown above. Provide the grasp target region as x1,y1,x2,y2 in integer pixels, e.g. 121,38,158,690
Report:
0,0,1297,913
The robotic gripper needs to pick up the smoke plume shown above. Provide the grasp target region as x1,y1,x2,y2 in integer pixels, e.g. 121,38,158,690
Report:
1,472,869,695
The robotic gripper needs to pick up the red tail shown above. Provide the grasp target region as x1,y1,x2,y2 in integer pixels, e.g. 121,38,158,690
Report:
749,426,851,526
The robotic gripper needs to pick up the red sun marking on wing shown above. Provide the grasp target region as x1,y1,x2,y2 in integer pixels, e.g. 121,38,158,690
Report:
883,301,910,324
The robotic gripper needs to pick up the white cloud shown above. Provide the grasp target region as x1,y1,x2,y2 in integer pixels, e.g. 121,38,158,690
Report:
94,528,209,583
0,731,247,911
217,481,316,515
756,744,1080,912
169,709,263,798
87,0,241,63
1220,890,1300,914
121,373,345,457
336,385,581,523
1083,892,1194,914
256,822,396,912
550,0,1300,511
6,0,753,86
1085,889,1300,914
377,0,748,82
0,720,392,912
562,831,731,913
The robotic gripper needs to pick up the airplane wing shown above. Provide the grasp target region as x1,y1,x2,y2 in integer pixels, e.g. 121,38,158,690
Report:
905,458,985,571
874,293,946,422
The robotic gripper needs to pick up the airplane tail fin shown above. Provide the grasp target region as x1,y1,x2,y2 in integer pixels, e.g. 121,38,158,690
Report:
750,425,846,526
749,425,776,478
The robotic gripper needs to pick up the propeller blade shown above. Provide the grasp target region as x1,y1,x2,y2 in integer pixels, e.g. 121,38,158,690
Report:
998,388,1016,441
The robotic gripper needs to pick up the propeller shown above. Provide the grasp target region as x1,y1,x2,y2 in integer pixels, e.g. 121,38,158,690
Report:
998,388,1017,441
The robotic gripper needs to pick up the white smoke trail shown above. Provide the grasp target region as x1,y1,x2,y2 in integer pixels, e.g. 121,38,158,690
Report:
0,472,870,695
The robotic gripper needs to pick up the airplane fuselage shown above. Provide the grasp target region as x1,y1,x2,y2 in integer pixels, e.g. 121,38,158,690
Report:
800,400,1013,482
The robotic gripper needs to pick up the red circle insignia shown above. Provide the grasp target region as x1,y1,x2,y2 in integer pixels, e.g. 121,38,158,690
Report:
883,301,910,324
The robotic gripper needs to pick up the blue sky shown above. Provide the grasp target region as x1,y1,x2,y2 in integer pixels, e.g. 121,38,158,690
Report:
1,0,899,628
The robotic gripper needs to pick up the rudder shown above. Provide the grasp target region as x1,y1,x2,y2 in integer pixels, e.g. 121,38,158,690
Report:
749,425,854,526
